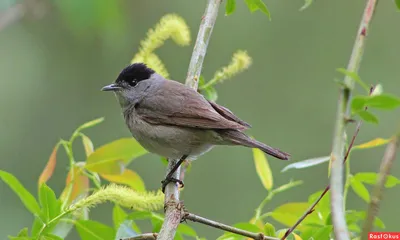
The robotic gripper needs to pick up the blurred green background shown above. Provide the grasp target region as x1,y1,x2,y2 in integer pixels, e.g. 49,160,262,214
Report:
1,0,399,239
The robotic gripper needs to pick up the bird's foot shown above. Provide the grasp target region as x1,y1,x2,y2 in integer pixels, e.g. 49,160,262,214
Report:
161,177,184,193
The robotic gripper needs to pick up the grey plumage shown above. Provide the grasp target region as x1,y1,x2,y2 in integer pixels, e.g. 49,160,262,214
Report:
102,63,290,161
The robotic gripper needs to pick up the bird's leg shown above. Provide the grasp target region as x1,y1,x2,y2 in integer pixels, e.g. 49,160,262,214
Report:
161,155,188,193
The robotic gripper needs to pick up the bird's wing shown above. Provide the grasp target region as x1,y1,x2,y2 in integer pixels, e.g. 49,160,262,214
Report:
136,80,249,130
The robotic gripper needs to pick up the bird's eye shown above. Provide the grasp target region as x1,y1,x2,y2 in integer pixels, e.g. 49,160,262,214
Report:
130,79,138,87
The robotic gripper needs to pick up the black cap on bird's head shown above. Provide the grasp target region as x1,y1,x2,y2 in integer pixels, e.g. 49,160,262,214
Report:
101,63,155,91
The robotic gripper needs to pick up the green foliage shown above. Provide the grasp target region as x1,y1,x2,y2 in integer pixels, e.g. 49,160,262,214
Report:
299,0,313,11
225,0,236,15
85,138,147,174
395,0,400,10
2,11,400,240
244,0,271,19
0,170,41,215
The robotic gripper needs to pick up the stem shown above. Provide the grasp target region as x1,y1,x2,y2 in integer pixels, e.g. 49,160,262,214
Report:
330,0,379,239
121,233,158,240
254,192,274,220
36,209,73,239
184,0,221,90
157,0,221,239
184,212,279,240
60,140,76,210
361,134,399,239
282,116,365,239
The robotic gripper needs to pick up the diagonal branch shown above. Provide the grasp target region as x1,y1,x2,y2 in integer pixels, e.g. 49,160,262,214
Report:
184,212,279,240
361,132,399,239
329,0,379,239
121,233,158,240
157,0,221,239
185,0,221,90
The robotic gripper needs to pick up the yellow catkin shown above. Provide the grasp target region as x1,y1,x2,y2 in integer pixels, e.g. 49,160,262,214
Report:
68,184,164,213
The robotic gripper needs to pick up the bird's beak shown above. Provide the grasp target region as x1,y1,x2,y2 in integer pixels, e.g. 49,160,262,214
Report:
101,83,121,92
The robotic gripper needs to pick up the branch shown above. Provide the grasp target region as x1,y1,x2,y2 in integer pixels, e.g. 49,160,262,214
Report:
0,4,26,31
157,0,221,239
282,114,365,239
361,133,399,239
185,0,221,90
184,212,279,240
121,233,158,240
330,0,379,239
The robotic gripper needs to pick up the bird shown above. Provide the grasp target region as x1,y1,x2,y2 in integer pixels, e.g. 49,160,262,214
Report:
102,63,290,191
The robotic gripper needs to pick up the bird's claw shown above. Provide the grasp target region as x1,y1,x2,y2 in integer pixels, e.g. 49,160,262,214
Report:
161,177,184,193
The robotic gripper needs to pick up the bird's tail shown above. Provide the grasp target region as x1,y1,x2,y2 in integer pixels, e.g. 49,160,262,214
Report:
218,130,290,160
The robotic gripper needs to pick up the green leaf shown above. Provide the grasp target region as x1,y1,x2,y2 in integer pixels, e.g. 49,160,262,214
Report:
395,0,400,10
357,111,379,124
273,180,303,194
233,222,261,233
41,234,63,240
113,204,127,230
252,148,273,190
76,117,104,132
101,169,146,192
350,176,370,203
354,172,400,188
281,156,330,172
51,220,74,239
308,190,330,221
31,217,44,237
312,225,332,239
38,183,61,225
81,134,94,157
177,224,197,237
225,0,236,15
367,94,400,109
264,223,276,237
85,138,147,174
351,96,367,112
128,211,153,220
0,170,40,214
336,68,369,91
244,0,258,12
8,228,30,239
75,220,115,240
115,220,138,240
299,0,313,11
203,86,218,102
353,138,391,150
271,202,321,229
345,210,386,229
276,229,295,240
253,0,271,19
374,216,386,229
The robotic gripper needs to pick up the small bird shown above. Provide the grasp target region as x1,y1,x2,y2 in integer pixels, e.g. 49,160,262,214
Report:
102,63,290,191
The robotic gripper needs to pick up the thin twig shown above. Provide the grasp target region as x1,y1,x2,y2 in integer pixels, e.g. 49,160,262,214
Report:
184,212,279,240
330,0,379,239
185,0,222,89
157,0,221,239
282,86,375,239
282,119,364,239
121,233,158,240
361,133,399,239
